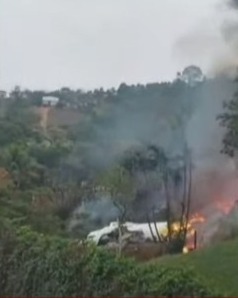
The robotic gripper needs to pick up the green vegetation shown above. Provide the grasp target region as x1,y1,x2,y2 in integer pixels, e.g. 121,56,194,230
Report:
0,224,216,296
0,72,237,296
0,79,203,237
219,82,238,157
157,238,238,296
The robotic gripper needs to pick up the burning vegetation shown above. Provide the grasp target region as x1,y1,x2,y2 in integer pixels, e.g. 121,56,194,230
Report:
85,193,238,260
3,0,238,296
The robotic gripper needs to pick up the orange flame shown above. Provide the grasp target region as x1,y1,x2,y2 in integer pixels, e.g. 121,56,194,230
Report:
183,246,189,254
189,213,206,225
215,200,234,215
183,199,237,253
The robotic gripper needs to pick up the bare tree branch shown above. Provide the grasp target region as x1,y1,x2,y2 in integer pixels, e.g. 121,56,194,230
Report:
146,213,157,243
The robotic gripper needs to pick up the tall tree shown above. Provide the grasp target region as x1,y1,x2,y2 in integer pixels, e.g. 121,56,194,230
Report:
218,80,238,157
98,166,135,221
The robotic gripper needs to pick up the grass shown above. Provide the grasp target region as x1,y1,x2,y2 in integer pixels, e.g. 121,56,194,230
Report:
157,239,238,296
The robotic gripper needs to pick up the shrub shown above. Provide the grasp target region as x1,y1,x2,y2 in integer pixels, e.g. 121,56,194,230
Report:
0,225,217,297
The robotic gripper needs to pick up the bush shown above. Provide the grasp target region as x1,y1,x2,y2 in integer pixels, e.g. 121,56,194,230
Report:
0,225,217,297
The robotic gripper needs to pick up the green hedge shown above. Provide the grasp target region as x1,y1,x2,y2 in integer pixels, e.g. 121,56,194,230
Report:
0,226,217,297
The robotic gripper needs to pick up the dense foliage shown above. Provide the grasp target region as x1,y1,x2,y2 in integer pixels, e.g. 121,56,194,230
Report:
219,82,238,157
0,225,216,297
0,73,236,296
0,75,235,236
0,80,201,236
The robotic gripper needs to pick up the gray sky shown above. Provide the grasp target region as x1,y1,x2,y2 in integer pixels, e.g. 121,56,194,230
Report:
0,0,225,91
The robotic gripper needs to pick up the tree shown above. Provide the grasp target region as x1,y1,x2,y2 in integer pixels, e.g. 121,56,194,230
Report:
98,166,135,221
97,166,135,256
1,144,44,189
218,84,238,157
164,147,193,252
120,144,193,252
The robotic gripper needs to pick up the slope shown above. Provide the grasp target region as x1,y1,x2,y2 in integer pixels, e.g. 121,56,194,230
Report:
157,239,238,296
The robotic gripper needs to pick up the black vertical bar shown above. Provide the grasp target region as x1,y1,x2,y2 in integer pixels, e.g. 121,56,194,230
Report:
194,230,197,250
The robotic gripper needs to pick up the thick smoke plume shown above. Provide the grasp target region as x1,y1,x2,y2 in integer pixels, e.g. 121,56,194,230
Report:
69,74,238,239
69,0,238,245
228,0,238,9
175,0,238,78
214,0,238,74
172,0,238,244
69,196,120,236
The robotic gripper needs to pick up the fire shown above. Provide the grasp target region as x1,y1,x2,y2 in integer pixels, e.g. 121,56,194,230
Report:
187,198,235,229
215,200,234,215
180,198,237,254
164,198,236,255
183,246,189,254
189,213,206,225
171,222,181,232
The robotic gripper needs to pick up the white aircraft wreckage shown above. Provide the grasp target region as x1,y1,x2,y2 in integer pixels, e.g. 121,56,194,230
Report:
86,220,197,257
87,221,169,245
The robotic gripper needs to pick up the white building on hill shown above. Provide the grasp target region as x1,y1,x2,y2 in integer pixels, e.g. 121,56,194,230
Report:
42,96,59,107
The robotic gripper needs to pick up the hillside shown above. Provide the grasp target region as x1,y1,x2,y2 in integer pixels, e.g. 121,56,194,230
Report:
34,106,81,129
0,75,238,296
157,238,238,296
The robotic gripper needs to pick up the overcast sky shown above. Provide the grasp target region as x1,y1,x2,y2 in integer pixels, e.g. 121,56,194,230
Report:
0,0,227,91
